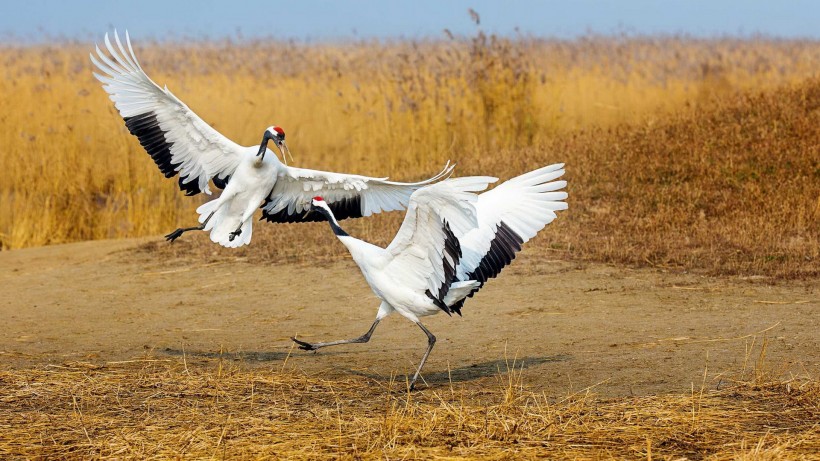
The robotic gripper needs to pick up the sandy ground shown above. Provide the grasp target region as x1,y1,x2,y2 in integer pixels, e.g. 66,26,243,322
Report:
1,238,817,397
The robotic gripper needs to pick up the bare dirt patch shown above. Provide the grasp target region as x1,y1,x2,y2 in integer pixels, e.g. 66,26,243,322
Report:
1,239,817,398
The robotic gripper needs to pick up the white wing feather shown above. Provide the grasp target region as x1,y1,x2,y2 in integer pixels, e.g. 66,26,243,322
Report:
384,176,497,299
457,163,568,280
91,31,244,195
261,162,456,221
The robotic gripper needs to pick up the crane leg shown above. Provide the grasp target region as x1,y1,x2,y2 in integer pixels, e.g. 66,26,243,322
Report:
409,322,436,391
165,211,215,242
292,319,381,351
230,205,259,242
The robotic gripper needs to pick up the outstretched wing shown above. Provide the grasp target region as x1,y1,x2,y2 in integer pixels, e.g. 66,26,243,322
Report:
450,163,568,311
91,31,244,196
260,162,456,223
383,176,497,315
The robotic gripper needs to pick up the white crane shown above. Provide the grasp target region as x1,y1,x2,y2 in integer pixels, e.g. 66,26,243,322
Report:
293,163,568,389
90,31,454,248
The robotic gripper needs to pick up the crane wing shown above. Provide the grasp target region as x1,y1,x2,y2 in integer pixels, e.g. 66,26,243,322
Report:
383,176,496,315
260,162,455,223
91,31,244,196
450,164,568,311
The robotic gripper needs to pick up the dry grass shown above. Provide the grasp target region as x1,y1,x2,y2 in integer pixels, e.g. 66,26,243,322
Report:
1,35,818,278
1,353,817,459
553,81,820,278
145,77,820,279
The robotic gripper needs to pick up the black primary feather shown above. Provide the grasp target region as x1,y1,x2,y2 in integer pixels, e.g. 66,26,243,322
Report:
449,221,524,313
124,112,204,196
260,195,364,223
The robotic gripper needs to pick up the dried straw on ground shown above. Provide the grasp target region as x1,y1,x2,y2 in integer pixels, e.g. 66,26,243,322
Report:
1,356,817,459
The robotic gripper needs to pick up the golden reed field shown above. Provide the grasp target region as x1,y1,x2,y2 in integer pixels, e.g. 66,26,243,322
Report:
1,34,818,278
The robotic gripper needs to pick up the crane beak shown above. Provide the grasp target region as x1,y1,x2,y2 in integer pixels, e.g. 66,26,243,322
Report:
302,203,319,219
276,140,294,165
304,202,325,219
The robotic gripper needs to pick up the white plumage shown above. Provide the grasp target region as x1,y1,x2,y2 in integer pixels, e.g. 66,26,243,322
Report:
293,164,568,389
91,31,454,247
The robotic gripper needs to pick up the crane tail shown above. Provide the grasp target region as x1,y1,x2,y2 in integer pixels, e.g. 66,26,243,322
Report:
443,280,480,308
196,200,253,248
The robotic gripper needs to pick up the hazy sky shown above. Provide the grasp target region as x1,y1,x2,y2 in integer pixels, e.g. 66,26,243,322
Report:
1,0,818,42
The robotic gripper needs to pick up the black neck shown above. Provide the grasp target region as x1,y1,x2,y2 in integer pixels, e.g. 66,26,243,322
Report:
317,207,348,237
257,133,271,156
329,219,349,237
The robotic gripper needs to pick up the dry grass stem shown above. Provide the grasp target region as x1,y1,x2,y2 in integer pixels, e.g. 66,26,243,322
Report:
0,358,817,459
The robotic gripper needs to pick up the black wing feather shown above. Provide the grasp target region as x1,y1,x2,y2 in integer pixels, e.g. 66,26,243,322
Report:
450,221,524,313
124,112,205,196
260,195,364,224
426,221,463,316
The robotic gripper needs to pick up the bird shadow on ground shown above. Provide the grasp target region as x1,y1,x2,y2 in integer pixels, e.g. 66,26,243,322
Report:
349,354,571,386
160,346,372,362
161,347,292,362
159,348,569,385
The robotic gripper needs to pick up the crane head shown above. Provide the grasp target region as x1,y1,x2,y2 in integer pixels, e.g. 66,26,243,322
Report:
309,196,332,218
311,196,326,210
266,125,285,141
309,196,348,236
258,125,292,164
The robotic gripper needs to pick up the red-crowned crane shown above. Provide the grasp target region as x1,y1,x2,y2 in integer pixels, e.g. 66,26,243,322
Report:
91,31,453,248
293,163,567,389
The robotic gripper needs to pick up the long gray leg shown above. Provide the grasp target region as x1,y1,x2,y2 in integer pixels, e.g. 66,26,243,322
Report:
409,321,436,391
165,211,215,242
292,319,381,351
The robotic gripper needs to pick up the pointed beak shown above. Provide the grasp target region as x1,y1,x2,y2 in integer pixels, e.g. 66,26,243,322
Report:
302,206,313,219
276,139,294,164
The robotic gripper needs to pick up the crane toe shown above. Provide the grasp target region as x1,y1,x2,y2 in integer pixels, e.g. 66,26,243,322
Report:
291,337,318,351
165,229,184,242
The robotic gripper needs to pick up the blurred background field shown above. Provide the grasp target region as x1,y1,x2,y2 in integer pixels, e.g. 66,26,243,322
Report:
0,33,818,277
